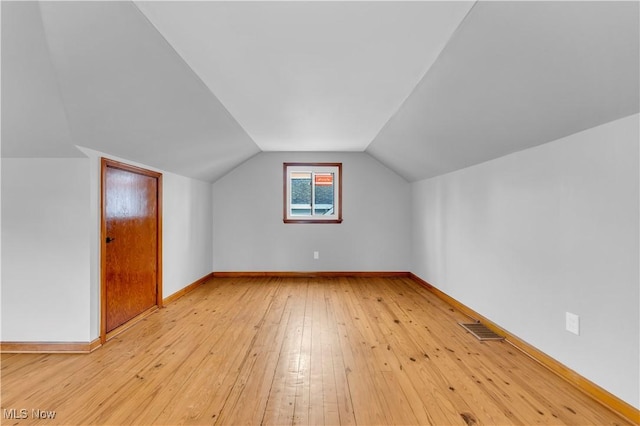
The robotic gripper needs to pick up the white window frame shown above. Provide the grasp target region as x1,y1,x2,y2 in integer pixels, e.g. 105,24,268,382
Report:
283,162,342,224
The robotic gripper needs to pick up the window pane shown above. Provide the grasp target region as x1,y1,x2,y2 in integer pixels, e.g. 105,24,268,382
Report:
291,172,311,216
284,162,342,223
314,172,334,215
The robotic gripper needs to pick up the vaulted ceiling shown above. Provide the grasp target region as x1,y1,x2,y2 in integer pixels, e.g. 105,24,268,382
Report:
2,1,638,182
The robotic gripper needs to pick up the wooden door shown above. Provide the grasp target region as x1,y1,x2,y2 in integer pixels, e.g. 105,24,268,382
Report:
101,159,162,340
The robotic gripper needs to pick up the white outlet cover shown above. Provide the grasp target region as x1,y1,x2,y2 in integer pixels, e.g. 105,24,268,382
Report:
313,251,319,260
566,312,580,335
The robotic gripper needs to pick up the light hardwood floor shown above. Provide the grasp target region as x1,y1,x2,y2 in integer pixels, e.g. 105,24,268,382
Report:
1,276,633,425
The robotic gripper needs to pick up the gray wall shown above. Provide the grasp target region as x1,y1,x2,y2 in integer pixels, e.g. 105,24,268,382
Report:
411,114,639,408
212,152,411,272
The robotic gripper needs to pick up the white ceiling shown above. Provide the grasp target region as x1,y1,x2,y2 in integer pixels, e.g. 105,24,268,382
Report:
134,1,474,152
1,1,80,157
368,0,640,181
2,1,638,182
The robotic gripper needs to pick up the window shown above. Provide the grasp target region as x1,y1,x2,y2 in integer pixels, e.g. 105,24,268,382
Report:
283,163,342,223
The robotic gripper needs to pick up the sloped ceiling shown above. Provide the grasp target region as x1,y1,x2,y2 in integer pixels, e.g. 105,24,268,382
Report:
367,1,640,181
1,1,80,157
2,1,261,182
134,1,474,152
2,1,638,182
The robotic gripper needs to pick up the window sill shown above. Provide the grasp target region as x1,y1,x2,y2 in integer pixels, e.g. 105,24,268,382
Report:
283,219,343,224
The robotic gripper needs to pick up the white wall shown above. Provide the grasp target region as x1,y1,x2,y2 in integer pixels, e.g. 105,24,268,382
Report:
212,152,411,272
1,158,91,342
80,148,213,340
0,150,213,343
411,114,640,408
162,174,213,297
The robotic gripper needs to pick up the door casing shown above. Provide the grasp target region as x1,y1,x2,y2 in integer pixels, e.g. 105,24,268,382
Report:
100,158,163,343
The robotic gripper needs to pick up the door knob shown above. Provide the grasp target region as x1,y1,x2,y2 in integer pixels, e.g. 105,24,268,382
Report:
106,237,115,243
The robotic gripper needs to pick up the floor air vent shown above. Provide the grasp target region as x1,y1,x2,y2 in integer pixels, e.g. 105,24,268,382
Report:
459,322,504,341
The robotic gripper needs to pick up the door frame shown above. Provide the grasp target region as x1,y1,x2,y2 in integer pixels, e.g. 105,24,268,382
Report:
100,158,163,344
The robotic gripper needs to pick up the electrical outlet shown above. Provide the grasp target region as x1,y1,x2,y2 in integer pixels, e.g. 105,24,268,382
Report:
313,251,319,260
566,312,580,335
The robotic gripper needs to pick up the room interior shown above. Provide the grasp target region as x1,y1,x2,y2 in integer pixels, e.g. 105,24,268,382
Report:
1,0,638,422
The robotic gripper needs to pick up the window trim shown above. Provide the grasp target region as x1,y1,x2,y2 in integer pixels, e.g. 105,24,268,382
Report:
283,162,343,224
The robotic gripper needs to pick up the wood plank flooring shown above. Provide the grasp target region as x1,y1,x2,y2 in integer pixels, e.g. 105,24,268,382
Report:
1,276,633,425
